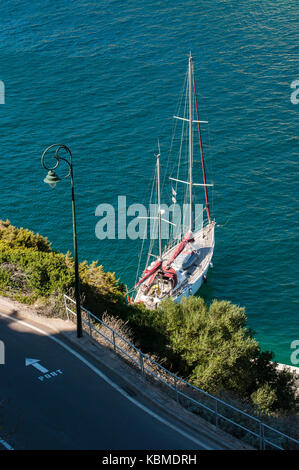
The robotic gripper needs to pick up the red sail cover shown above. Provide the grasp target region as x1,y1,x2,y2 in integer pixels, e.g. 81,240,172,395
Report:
135,260,162,287
162,267,178,287
166,231,194,268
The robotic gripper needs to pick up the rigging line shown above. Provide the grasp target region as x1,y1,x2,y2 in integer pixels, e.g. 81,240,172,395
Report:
146,166,159,269
192,64,214,220
135,163,157,287
192,65,211,223
147,180,157,264
208,125,215,218
164,75,187,197
178,73,188,236
183,83,190,235
175,84,188,239
161,69,188,191
177,79,189,185
216,214,233,228
170,74,188,242
193,206,206,228
205,119,214,218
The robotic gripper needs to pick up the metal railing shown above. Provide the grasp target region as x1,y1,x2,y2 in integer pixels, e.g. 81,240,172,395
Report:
64,294,299,450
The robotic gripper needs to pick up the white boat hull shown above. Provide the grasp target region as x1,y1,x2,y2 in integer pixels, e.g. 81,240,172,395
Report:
173,258,211,303
135,221,215,309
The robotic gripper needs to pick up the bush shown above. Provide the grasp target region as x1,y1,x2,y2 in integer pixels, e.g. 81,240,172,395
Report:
0,267,11,290
0,219,51,252
0,220,125,309
251,384,277,414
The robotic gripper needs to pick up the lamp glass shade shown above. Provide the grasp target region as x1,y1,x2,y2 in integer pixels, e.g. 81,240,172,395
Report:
43,170,61,188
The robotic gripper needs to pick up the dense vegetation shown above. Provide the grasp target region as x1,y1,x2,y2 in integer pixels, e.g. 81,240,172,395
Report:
0,219,297,420
0,219,126,307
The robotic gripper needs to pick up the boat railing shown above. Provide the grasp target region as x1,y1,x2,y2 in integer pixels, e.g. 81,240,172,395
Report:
64,294,299,450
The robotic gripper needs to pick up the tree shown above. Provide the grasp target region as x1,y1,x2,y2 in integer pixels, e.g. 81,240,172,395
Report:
156,297,297,413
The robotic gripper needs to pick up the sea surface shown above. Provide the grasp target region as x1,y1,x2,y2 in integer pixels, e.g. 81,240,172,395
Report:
0,1,298,365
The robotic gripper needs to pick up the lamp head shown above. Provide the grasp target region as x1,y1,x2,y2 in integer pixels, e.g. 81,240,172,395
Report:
43,170,61,188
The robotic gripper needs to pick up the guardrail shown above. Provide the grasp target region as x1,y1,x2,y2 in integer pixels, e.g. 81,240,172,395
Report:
64,294,299,450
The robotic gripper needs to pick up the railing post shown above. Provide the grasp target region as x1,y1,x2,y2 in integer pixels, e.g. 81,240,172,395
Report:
64,295,69,321
88,311,92,337
174,377,179,403
112,331,116,351
215,400,218,427
139,352,145,379
259,421,265,450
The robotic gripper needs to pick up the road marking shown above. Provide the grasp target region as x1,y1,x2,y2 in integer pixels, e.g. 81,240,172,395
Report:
25,358,63,381
25,358,49,373
0,437,14,450
0,312,213,450
38,369,63,381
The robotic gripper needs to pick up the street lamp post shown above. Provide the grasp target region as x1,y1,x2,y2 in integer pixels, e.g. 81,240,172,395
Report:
41,144,82,338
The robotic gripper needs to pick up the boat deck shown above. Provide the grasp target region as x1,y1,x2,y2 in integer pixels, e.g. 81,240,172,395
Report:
135,221,215,307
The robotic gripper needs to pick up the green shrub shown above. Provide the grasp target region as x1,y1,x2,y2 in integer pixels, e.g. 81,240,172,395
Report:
0,219,51,252
0,221,126,309
251,384,277,414
0,267,11,290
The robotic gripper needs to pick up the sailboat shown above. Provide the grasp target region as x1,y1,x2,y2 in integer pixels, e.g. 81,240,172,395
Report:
134,54,215,309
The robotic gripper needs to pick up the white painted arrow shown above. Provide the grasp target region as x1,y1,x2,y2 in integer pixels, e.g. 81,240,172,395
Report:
25,358,49,374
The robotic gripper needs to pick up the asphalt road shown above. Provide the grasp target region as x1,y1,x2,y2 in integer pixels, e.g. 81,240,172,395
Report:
0,311,224,450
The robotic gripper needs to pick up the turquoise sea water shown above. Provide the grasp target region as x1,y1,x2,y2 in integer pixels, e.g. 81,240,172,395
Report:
0,1,298,364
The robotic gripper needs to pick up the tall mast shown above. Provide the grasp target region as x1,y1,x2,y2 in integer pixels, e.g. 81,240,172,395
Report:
157,147,162,258
188,53,193,232
193,65,211,223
